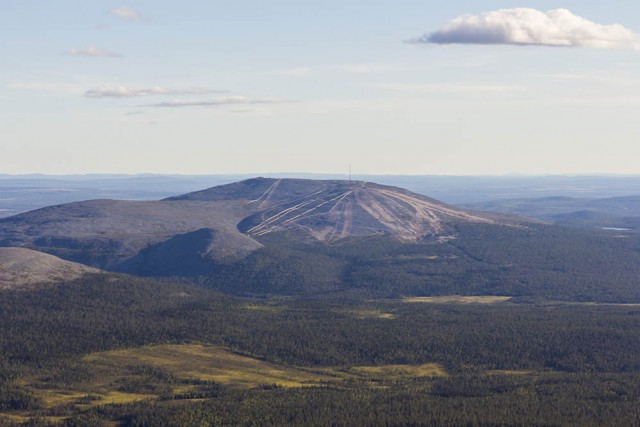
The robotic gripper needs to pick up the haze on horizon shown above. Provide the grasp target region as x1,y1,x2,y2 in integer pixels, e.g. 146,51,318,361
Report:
2,1,640,176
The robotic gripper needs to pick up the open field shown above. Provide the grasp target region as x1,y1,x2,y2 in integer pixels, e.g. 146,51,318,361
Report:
86,344,447,387
403,296,513,304
5,342,450,422
85,343,337,388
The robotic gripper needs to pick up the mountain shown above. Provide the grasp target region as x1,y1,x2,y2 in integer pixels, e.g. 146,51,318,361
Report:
0,178,507,273
6,177,640,302
169,178,506,242
0,247,99,289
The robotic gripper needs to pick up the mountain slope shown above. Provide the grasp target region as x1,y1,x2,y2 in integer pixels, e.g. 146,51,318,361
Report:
173,178,506,242
0,199,261,270
0,247,99,289
0,178,519,282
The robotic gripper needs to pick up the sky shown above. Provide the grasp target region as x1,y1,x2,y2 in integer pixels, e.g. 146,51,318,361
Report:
2,1,640,176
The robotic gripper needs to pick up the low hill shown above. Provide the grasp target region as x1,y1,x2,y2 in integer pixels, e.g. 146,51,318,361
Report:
0,198,262,270
0,247,99,289
464,195,640,230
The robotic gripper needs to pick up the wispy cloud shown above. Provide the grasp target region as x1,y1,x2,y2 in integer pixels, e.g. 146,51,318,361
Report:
373,82,526,94
109,6,142,22
85,86,226,98
416,8,640,50
147,96,291,108
279,67,313,77
65,47,122,58
275,63,404,77
333,64,402,74
8,81,85,95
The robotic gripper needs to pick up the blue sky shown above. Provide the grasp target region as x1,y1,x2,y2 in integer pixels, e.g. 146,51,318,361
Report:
3,1,640,175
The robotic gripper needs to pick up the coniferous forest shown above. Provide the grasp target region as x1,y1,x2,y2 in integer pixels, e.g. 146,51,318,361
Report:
2,247,640,426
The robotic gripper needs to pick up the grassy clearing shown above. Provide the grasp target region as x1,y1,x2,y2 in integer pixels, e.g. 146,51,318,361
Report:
403,296,512,304
86,344,448,388
43,389,153,406
86,343,336,388
0,413,30,423
5,343,450,423
96,391,155,405
344,363,447,380
0,413,67,424
242,303,287,312
349,310,396,319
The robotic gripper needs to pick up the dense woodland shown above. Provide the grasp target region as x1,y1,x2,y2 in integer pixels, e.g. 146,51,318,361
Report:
199,223,640,302
2,272,640,425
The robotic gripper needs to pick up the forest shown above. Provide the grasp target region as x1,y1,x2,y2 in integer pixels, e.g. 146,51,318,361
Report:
200,223,640,303
2,272,640,425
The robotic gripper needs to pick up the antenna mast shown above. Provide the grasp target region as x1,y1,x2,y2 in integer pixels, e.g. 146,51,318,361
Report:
349,162,352,182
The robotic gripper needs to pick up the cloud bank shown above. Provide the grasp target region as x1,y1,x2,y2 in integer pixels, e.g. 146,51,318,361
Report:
66,47,121,58
109,6,142,21
419,8,640,50
85,86,226,98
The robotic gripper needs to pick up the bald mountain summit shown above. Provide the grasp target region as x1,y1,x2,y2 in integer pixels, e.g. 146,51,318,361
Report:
1,177,640,301
168,178,507,241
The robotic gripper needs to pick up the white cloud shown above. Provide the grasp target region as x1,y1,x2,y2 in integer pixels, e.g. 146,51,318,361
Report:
109,6,142,22
85,86,226,98
148,96,291,108
66,47,122,58
418,8,640,50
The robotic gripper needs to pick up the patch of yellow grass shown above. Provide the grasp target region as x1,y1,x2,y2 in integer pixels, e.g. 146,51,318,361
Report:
98,391,155,405
86,344,335,388
0,413,30,423
350,310,396,319
8,344,450,421
86,344,447,390
403,296,512,304
345,363,447,380
242,304,286,312
41,389,153,407
41,390,87,406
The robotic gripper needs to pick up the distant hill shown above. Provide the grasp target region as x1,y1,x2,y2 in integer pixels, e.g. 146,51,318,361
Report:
0,247,99,289
464,195,640,230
